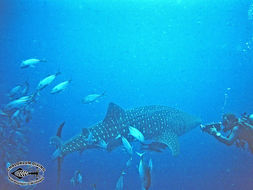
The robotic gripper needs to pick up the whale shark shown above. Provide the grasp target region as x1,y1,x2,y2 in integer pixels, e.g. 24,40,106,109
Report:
52,102,201,158
51,102,201,188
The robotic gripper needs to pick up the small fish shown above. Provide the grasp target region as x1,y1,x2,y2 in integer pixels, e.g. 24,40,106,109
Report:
92,184,97,190
11,109,20,120
70,170,82,186
138,155,152,190
23,105,33,123
136,152,145,157
81,128,94,145
51,80,71,94
5,96,31,110
8,82,30,99
37,72,61,91
98,140,108,149
87,131,94,145
25,114,31,123
129,126,144,142
50,135,62,150
82,92,105,104
115,173,124,190
6,162,11,168
18,95,31,101
20,58,46,68
21,81,30,96
8,85,22,98
0,109,7,116
121,136,133,155
125,157,133,168
16,131,24,137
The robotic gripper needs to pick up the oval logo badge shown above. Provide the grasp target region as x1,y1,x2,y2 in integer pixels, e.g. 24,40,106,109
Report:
7,161,45,186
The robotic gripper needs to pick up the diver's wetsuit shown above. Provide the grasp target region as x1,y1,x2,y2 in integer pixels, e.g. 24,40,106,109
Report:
213,122,253,153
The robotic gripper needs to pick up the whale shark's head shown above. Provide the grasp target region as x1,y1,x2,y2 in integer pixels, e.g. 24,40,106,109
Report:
172,111,202,136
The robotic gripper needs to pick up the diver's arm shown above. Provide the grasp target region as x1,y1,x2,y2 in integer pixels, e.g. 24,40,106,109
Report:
213,127,239,146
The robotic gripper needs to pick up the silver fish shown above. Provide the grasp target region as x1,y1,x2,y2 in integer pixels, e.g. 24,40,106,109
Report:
121,136,133,155
37,72,60,91
129,126,145,142
51,80,71,94
6,96,30,110
8,85,22,98
70,170,82,186
11,109,20,120
20,58,46,68
115,173,124,190
138,155,152,190
82,92,105,104
8,82,29,100
0,109,7,116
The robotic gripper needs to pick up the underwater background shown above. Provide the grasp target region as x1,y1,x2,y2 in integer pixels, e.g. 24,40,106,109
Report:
0,0,253,189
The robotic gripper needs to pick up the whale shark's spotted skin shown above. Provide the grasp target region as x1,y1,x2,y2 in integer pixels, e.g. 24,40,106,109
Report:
58,103,201,157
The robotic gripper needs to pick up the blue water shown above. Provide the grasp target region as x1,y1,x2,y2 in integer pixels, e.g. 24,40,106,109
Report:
0,0,253,190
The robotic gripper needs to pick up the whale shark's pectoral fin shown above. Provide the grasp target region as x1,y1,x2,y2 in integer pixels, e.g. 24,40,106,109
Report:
155,131,180,156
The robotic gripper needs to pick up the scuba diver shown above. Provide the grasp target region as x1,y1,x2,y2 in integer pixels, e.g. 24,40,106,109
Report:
201,113,253,154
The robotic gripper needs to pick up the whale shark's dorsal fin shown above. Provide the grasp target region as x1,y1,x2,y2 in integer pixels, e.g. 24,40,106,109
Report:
103,103,125,124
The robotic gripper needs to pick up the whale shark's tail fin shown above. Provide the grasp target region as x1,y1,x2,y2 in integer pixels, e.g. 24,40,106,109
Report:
56,157,62,190
50,122,65,190
57,122,65,190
